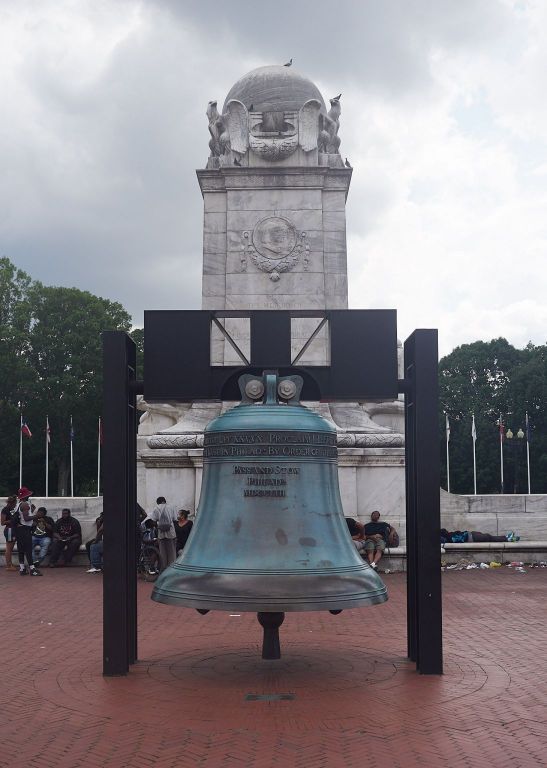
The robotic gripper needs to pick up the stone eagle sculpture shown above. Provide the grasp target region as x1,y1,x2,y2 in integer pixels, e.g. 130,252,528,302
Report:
318,95,342,155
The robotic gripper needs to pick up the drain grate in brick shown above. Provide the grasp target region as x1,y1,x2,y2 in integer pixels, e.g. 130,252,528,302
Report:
245,693,295,701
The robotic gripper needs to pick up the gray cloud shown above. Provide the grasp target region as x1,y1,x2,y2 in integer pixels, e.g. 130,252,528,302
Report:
152,0,512,95
1,0,545,354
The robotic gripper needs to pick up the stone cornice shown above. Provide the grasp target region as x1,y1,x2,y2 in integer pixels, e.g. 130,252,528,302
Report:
196,166,352,195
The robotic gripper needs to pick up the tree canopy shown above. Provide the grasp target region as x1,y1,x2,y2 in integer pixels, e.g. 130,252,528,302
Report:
0,257,138,496
439,338,547,494
1,257,544,498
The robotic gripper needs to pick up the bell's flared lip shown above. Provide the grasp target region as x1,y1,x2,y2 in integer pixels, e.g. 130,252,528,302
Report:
150,565,388,612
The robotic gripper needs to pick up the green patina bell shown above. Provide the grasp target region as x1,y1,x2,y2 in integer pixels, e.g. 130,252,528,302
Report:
152,372,387,656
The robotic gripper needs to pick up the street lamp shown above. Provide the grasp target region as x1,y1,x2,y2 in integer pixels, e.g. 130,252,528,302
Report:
505,427,525,493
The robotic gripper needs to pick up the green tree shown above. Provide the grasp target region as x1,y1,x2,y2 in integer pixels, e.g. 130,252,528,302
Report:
25,284,132,495
439,338,547,494
0,258,132,496
0,258,34,495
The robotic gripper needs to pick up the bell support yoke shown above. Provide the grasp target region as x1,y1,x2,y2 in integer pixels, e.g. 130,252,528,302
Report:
102,309,442,676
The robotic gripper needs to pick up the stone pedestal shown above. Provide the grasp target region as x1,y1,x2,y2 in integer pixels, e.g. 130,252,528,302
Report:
137,64,405,523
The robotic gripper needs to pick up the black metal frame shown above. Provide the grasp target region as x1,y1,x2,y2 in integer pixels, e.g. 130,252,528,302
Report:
102,311,442,676
102,331,138,675
403,331,443,674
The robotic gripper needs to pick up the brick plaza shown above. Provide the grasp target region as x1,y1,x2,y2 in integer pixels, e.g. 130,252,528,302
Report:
3,568,546,767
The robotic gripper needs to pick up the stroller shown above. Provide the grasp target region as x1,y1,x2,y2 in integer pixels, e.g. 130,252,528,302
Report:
138,520,160,581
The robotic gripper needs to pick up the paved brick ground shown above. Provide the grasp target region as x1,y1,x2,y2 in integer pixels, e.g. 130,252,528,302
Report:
2,566,546,767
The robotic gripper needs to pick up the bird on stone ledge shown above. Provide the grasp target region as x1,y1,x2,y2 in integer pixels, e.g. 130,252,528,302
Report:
234,157,242,166
283,58,293,67
345,158,352,168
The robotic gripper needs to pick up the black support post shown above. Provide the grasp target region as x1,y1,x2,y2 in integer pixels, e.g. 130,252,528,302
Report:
404,330,443,675
102,331,137,676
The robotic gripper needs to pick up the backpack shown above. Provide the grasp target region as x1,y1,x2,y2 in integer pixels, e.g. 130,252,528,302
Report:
387,526,400,548
157,507,173,534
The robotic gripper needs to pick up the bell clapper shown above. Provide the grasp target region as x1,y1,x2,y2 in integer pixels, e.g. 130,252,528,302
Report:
196,609,210,615
257,612,285,660
329,610,343,615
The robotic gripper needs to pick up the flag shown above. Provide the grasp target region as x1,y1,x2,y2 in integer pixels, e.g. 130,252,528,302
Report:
21,421,32,438
99,416,104,446
471,414,477,443
525,412,532,443
70,419,75,441
46,417,51,444
498,415,505,443
445,413,450,442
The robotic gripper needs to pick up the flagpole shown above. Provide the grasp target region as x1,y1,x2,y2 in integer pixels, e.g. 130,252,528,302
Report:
472,414,477,495
19,408,23,489
445,413,450,493
499,412,504,494
97,417,101,497
70,415,74,497
526,411,531,494
45,415,49,498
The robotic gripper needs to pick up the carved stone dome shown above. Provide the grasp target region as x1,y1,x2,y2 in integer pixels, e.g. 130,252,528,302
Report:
223,65,326,114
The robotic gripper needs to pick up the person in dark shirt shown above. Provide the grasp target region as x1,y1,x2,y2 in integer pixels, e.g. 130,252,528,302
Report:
32,507,55,566
175,510,193,554
1,496,18,571
364,510,391,569
48,509,82,567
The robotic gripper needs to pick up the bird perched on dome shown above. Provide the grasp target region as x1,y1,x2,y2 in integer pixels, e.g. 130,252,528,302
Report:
283,58,293,67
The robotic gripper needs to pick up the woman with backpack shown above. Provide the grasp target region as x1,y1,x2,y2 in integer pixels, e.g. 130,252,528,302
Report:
1,495,18,571
13,487,42,576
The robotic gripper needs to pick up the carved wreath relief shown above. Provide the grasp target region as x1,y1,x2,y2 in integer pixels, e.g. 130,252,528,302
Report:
241,216,309,281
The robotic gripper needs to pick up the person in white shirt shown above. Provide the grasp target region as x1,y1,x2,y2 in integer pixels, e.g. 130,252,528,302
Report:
147,496,178,572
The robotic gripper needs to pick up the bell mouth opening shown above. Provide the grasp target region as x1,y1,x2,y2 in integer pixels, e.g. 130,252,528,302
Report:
151,566,388,613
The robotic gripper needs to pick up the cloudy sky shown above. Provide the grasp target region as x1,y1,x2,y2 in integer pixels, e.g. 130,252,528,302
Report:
1,0,546,356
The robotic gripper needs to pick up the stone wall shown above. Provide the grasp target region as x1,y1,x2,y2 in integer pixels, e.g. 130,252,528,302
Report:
18,490,545,551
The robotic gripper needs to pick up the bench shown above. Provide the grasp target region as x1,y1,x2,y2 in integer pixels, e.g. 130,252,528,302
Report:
4,542,547,572
364,543,547,572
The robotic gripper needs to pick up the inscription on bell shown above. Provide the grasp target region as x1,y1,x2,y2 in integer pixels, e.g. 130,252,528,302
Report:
203,430,337,460
205,431,336,446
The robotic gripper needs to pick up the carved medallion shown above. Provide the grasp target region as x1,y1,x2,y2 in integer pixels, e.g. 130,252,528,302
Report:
242,216,309,281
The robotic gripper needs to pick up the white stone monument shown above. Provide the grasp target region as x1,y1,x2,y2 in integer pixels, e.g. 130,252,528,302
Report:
137,65,405,532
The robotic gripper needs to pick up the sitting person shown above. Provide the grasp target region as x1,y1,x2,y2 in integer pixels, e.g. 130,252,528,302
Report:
345,517,367,555
175,510,193,554
364,510,392,569
48,508,82,567
32,508,55,566
87,533,103,574
85,512,103,565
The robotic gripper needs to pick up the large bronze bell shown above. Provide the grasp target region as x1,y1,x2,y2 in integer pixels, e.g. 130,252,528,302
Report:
152,372,387,657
